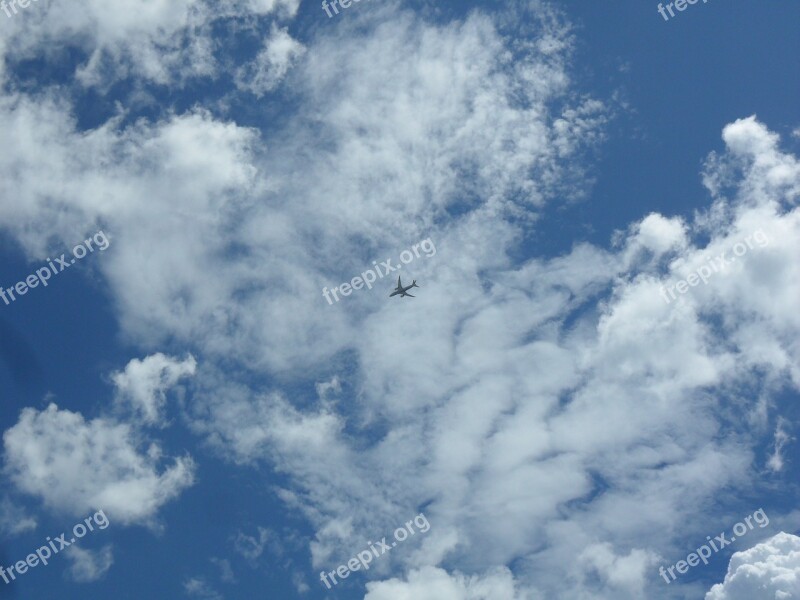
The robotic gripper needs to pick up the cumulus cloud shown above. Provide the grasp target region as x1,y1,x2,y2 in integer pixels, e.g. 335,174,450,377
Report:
112,353,197,426
64,545,114,582
577,543,660,597
0,0,301,86
706,532,800,599
625,212,688,260
364,566,525,600
187,115,797,599
0,0,797,598
2,404,195,526
0,3,607,374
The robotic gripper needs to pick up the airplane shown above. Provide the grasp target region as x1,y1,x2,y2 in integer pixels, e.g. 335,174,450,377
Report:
389,276,419,298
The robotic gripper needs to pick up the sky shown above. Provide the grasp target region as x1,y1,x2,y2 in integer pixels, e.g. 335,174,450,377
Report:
0,0,798,599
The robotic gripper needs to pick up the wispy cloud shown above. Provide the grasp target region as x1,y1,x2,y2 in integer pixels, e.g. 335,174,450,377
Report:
184,576,224,600
0,496,36,536
64,545,114,583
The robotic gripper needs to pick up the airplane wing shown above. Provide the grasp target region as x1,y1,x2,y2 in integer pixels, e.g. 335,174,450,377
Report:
405,293,415,297
396,276,402,289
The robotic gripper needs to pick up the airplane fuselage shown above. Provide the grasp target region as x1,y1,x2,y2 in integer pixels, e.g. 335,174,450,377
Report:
390,276,418,298
389,286,415,297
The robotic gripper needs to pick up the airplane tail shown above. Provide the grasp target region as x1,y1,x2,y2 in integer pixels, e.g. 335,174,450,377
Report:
411,280,418,288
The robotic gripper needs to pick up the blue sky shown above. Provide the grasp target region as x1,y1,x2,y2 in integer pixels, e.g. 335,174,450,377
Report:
0,1,798,599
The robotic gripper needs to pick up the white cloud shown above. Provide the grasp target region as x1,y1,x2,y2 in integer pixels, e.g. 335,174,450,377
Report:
184,576,224,600
233,526,271,562
703,115,800,207
0,496,37,536
315,376,341,402
706,532,800,600
0,2,606,375
64,545,114,582
768,418,792,472
235,24,306,96
627,212,688,258
186,115,797,599
2,404,195,526
292,571,310,594
577,543,660,597
0,0,301,86
364,566,525,600
210,557,236,583
112,353,197,426
0,0,797,598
